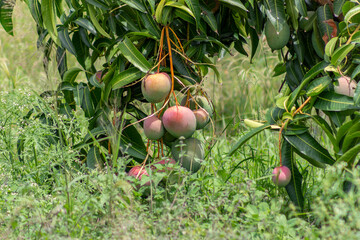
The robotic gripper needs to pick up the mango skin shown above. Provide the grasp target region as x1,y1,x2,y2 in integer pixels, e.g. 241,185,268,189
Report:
143,115,164,140
141,72,171,103
171,138,204,173
181,95,214,117
128,166,150,186
162,106,196,138
193,109,209,129
272,166,291,187
265,21,290,50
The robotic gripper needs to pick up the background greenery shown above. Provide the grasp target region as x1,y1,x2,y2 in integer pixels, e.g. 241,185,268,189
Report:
1,2,359,239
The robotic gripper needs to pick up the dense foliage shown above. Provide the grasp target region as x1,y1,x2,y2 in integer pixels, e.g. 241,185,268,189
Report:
2,0,360,210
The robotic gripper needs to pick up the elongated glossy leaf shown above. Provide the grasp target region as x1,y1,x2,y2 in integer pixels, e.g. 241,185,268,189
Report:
201,3,218,33
283,124,309,135
84,126,107,143
228,124,271,156
316,5,333,42
314,92,358,111
111,68,145,90
286,60,304,91
266,0,286,32
74,18,97,35
354,82,360,105
121,124,147,160
87,146,102,169
266,107,285,124
282,140,304,210
87,4,111,38
121,0,146,13
184,35,231,54
219,0,247,12
0,0,15,35
344,4,360,23
325,37,338,57
155,0,166,23
41,0,59,44
286,61,328,110
284,131,335,167
306,76,332,97
59,28,77,56
249,27,258,63
28,0,43,26
331,44,355,67
310,115,336,147
342,132,360,153
85,0,109,10
295,0,307,17
334,0,346,17
337,144,360,164
139,13,161,39
118,37,152,73
286,0,298,31
64,67,82,83
185,0,201,30
165,1,194,18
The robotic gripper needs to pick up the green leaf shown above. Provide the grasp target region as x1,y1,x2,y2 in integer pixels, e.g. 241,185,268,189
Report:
184,35,232,55
87,146,102,169
74,18,97,35
310,115,336,147
344,4,360,23
111,68,145,90
286,60,304,91
121,124,147,160
185,0,201,30
266,0,286,32
87,4,111,38
314,92,358,111
228,124,271,156
325,37,338,57
63,67,82,83
282,140,304,210
200,4,218,33
342,131,360,153
351,64,360,79
354,82,360,105
337,144,360,164
118,37,152,73
249,27,259,63
85,0,109,10
284,131,335,168
331,44,355,67
120,0,147,13
165,1,194,18
334,0,346,17
139,13,161,39
283,124,309,135
316,5,333,42
286,61,328,110
41,0,59,44
306,76,332,97
266,107,285,124
0,0,15,35
59,28,77,56
219,0,247,12
286,0,298,31
155,0,166,23
28,0,43,26
295,0,307,17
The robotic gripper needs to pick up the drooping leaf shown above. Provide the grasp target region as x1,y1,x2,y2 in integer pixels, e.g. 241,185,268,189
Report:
314,92,358,111
337,144,360,165
74,18,97,35
87,146,103,169
310,115,336,147
120,0,147,13
59,27,77,56
63,67,82,83
344,4,360,23
295,0,307,17
41,0,59,44
185,0,201,30
265,0,286,32
331,44,355,67
228,124,271,156
284,131,335,168
0,0,15,35
117,37,152,73
87,4,111,38
334,0,346,17
282,140,304,210
306,76,332,97
286,0,298,31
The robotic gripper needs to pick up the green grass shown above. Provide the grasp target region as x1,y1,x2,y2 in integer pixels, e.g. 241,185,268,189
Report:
1,4,360,240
